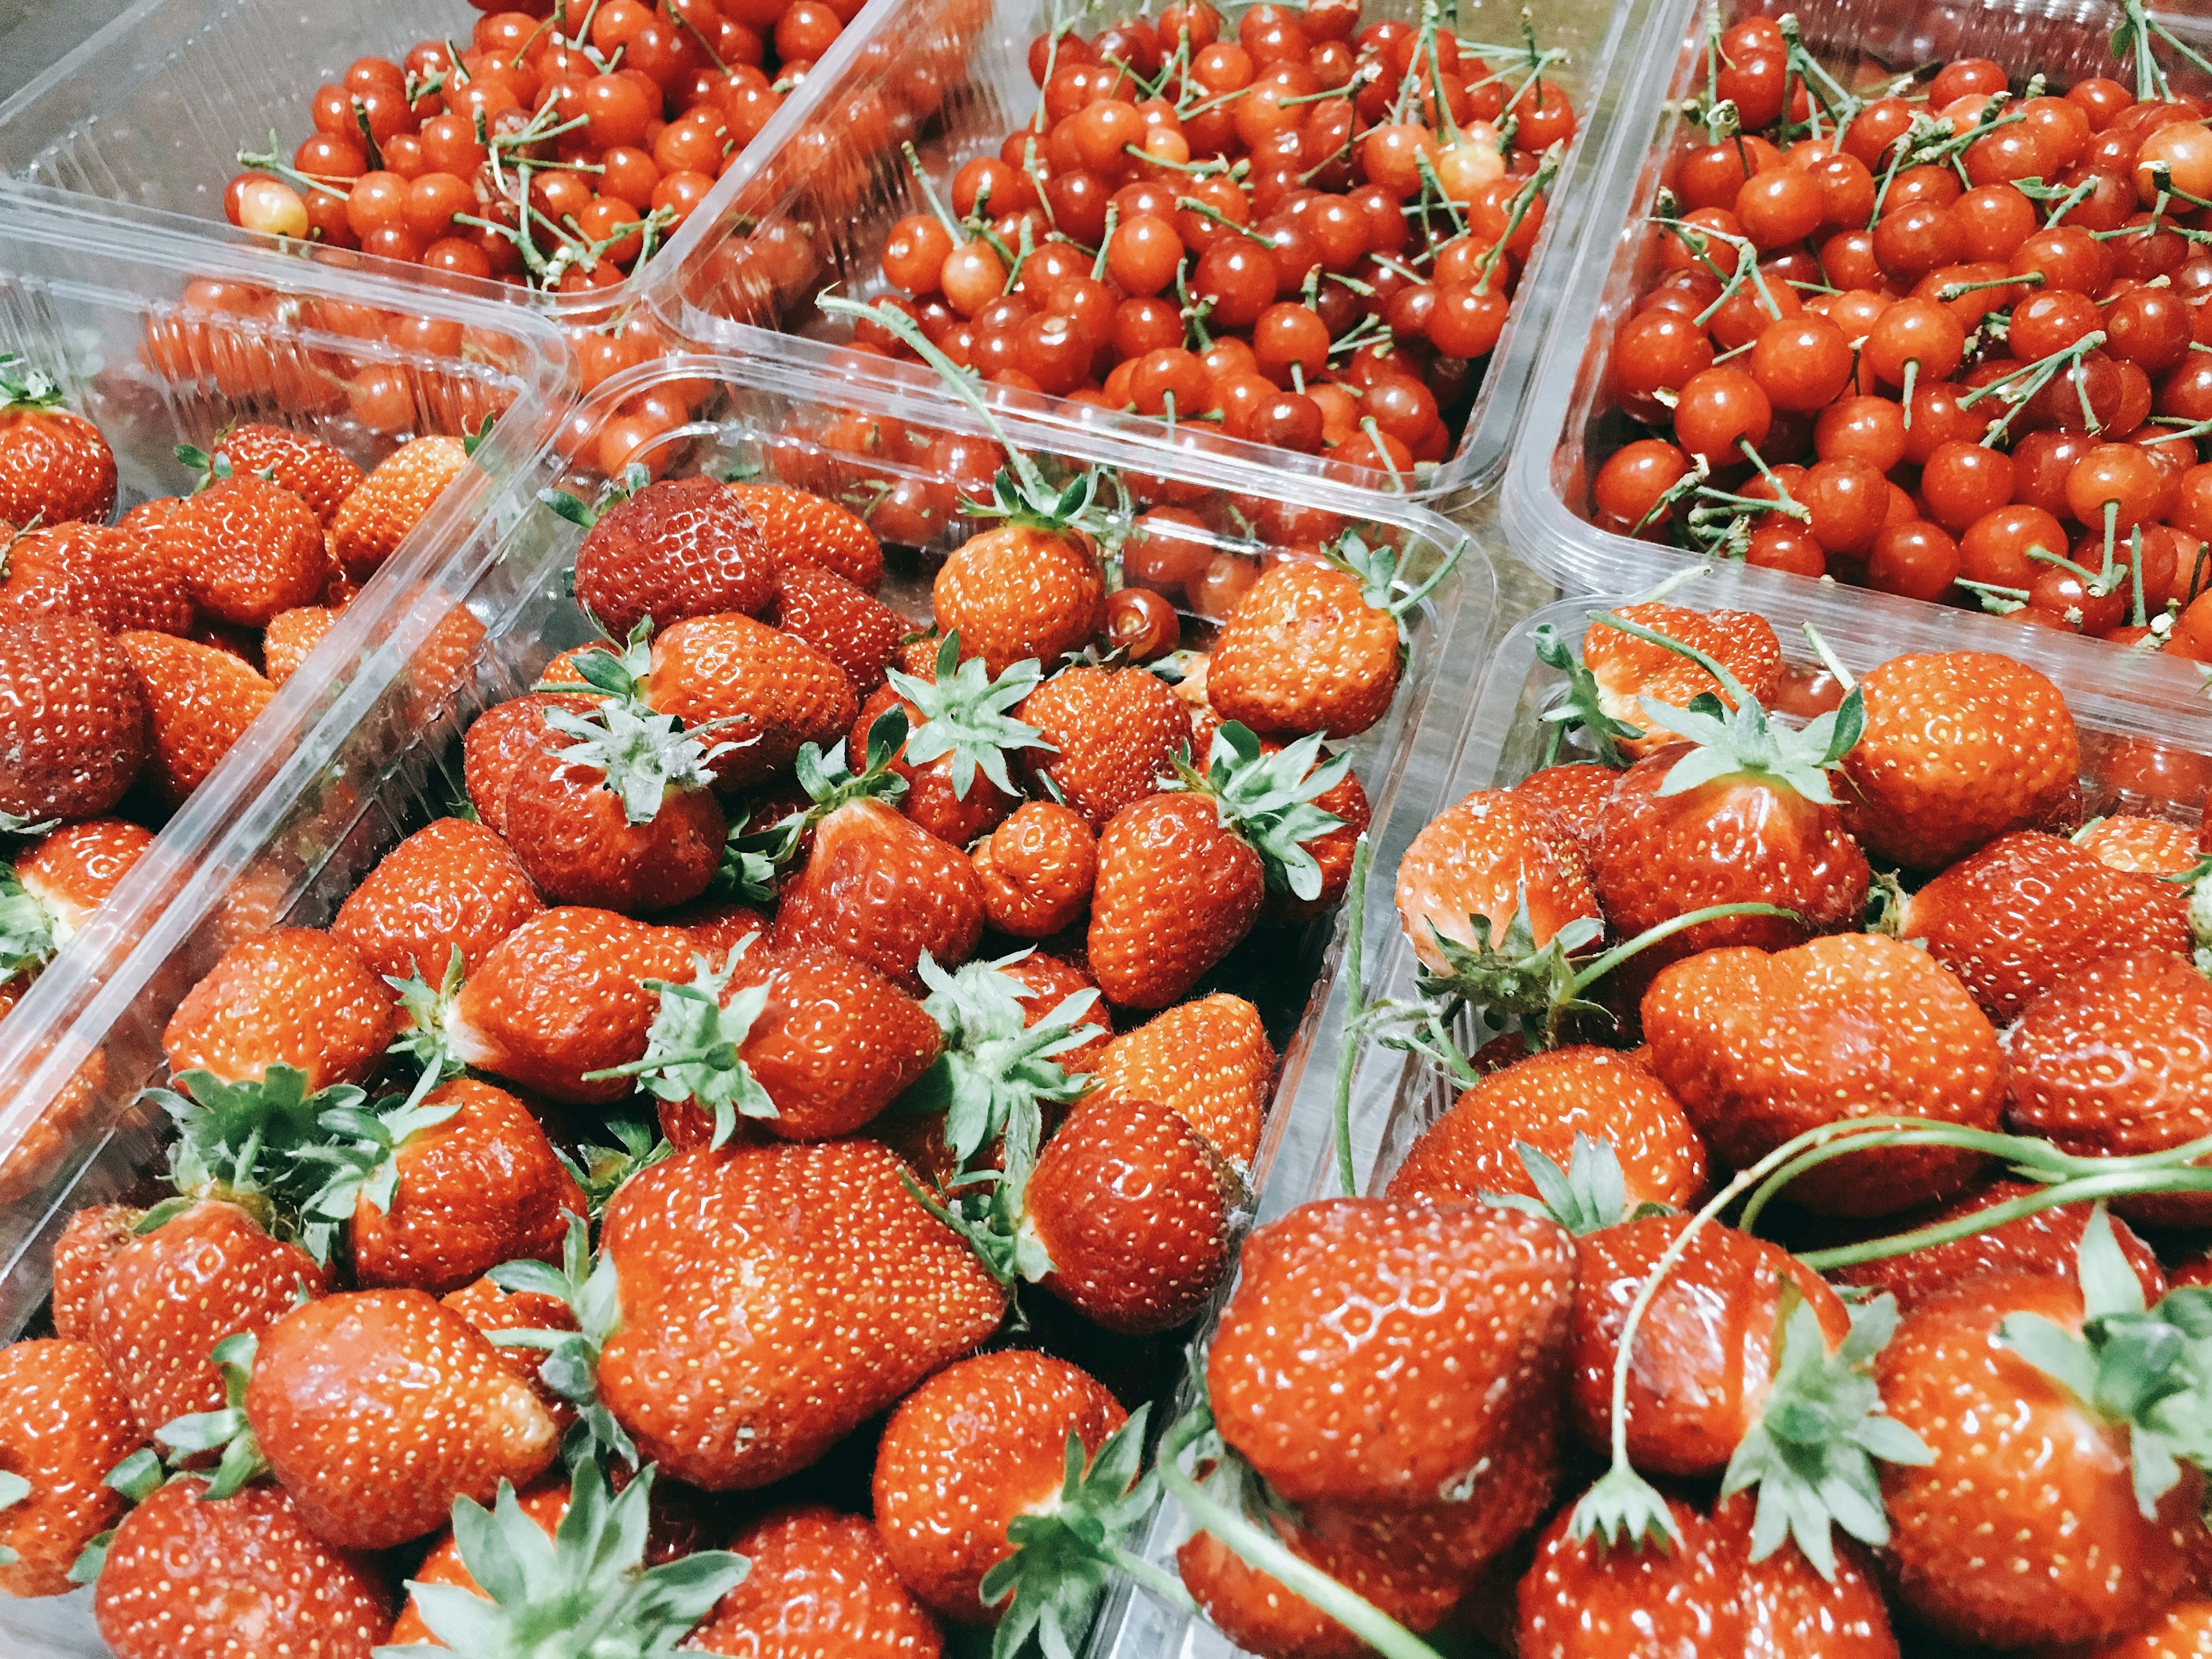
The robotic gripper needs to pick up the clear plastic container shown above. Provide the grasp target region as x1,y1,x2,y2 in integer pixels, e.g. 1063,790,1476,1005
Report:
0,343,1493,1658
660,0,1637,505
1502,0,2212,648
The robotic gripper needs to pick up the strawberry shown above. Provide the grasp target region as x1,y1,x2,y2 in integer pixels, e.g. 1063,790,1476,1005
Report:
2086,1602,2212,1654
1088,725,1349,1010
442,1274,578,1397
772,561,907,695
462,691,601,837
330,432,469,579
655,895,768,965
0,355,115,528
997,948,1113,1074
872,1349,1126,1623
47,1203,138,1339
728,480,884,590
261,604,335,685
1394,789,1600,974
1840,650,2082,869
683,1502,946,1656
2077,813,2204,875
1386,1045,1708,1213
156,475,324,627
0,520,195,635
1208,532,1450,738
445,906,697,1104
1831,1180,2167,1312
86,1199,327,1436
185,421,363,524
1580,602,1784,759
1901,830,2192,1021
2,816,154,973
857,634,1037,846
1206,1198,1574,1507
1642,934,2008,1215
91,1477,393,1659
244,1287,561,1549
497,691,732,914
2008,950,2212,1226
115,627,274,807
1015,663,1194,833
115,495,180,539
331,815,544,983
163,926,395,1096
972,799,1097,938
570,474,779,637
642,613,859,790
1512,761,1617,855
933,484,1105,677
0,1037,106,1211
0,1338,143,1597
0,614,149,822
1085,991,1276,1169
595,1142,1006,1489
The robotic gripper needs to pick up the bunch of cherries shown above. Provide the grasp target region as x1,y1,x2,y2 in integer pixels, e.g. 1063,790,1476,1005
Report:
1591,10,2212,658
850,0,1577,476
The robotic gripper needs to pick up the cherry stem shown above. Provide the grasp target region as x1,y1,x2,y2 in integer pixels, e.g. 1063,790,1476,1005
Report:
900,141,964,240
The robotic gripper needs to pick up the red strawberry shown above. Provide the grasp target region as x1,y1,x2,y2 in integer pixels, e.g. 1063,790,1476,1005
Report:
245,1287,562,1550
5,816,154,967
643,613,859,790
1840,650,2081,869
461,691,601,837
1642,934,2008,1215
0,520,195,635
2076,813,2203,875
446,906,697,1104
92,1477,393,1659
261,604,335,685
331,433,469,579
0,1338,143,1597
442,1274,578,1397
1581,603,1784,759
773,798,986,989
1207,1198,1575,1507
1015,663,1194,832
115,628,274,807
655,895,768,965
684,1502,946,1656
934,521,1104,677
1513,762,1617,855
854,638,1031,847
0,357,115,527
163,926,395,1094
872,1350,1126,1623
1386,1045,1708,1213
2084,1601,2212,1654
192,421,363,524
331,815,544,983
1902,830,2191,1021
596,1142,1006,1488
1394,788,1601,974
0,614,150,822
157,475,324,627
48,1203,138,1339
1086,992,1275,1169
1831,1180,2168,1312
971,799,1097,938
728,480,884,590
86,1199,328,1436
772,562,907,695
572,474,778,637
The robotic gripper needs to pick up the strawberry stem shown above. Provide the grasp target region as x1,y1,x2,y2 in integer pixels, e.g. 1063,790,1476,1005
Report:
1331,834,1373,1200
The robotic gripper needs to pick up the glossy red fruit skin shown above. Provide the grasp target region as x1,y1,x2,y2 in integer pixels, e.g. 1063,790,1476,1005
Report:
1088,791,1264,1010
769,798,986,991
574,475,779,638
498,739,726,914
0,613,150,823
0,1339,143,1598
1208,562,1401,737
1394,789,1600,974
685,1503,946,1656
1830,1180,2168,1312
331,816,546,983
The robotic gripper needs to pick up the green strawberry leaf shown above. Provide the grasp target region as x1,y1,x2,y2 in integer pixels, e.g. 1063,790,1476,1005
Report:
582,952,775,1149
983,1404,1158,1659
886,633,1052,802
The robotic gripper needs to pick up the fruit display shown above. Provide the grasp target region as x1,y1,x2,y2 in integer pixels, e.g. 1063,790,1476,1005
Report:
1577,5,2212,658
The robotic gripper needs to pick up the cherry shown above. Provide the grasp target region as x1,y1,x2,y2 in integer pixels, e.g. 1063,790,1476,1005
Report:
1748,315,1851,414
1592,439,1692,530
1815,395,1908,472
1919,441,2015,533
1866,520,1961,600
1800,457,1888,555
1672,368,1772,463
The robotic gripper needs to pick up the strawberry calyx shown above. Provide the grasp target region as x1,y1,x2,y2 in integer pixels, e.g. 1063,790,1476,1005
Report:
1330,529,1465,650
1481,1135,1675,1236
0,809,59,838
1170,724,1350,902
744,707,915,876
387,1456,745,1657
1533,622,1642,769
384,946,471,1112
707,810,782,906
0,861,63,979
63,1449,167,1584
582,949,776,1150
541,698,742,828
486,1213,636,1473
289,1093,468,1264
146,1065,372,1225
539,461,647,532
2158,853,2212,970
887,631,1053,802
538,618,654,700
559,1116,670,1219
0,353,64,415
150,1332,270,1499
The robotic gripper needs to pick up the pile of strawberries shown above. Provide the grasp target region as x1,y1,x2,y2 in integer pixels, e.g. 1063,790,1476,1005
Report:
850,0,1574,475
0,418,1464,1656
1589,12,2212,658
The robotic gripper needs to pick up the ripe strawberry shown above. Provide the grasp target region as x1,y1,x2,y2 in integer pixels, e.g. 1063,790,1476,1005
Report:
934,513,1104,678
855,637,1033,847
1207,1198,1574,1507
596,1142,1006,1489
1642,934,2008,1215
643,612,859,790
261,604,334,685
1831,1180,2167,1312
115,495,179,539
115,627,274,807
570,474,779,638
0,1338,143,1597
1841,651,2082,869
190,421,363,524
873,1350,1126,1623
461,690,601,837
1089,726,1349,1010
0,520,195,636
446,906,696,1104
0,356,115,528
1086,991,1275,1168
164,926,395,1094
1394,789,1600,974
772,561,907,694
1902,831,2191,1021
1512,762,1616,855
1016,663,1194,832
47,1203,138,1339
2084,1601,2212,1655
684,1502,946,1656
246,1287,561,1550
332,815,544,983
1387,1045,1708,1213
0,1036,105,1211
728,480,884,590
1581,602,1784,758
3,817,154,971
92,1477,393,1659
86,1199,328,1436
157,475,324,627
656,895,768,965
442,1274,578,1397
330,433,468,579
972,799,1097,938
0,614,149,822
2076,813,2203,875
774,797,986,990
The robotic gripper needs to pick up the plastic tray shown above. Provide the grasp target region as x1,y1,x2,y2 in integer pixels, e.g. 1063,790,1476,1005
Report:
0,344,1493,1658
660,0,1637,506
1501,0,2212,635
